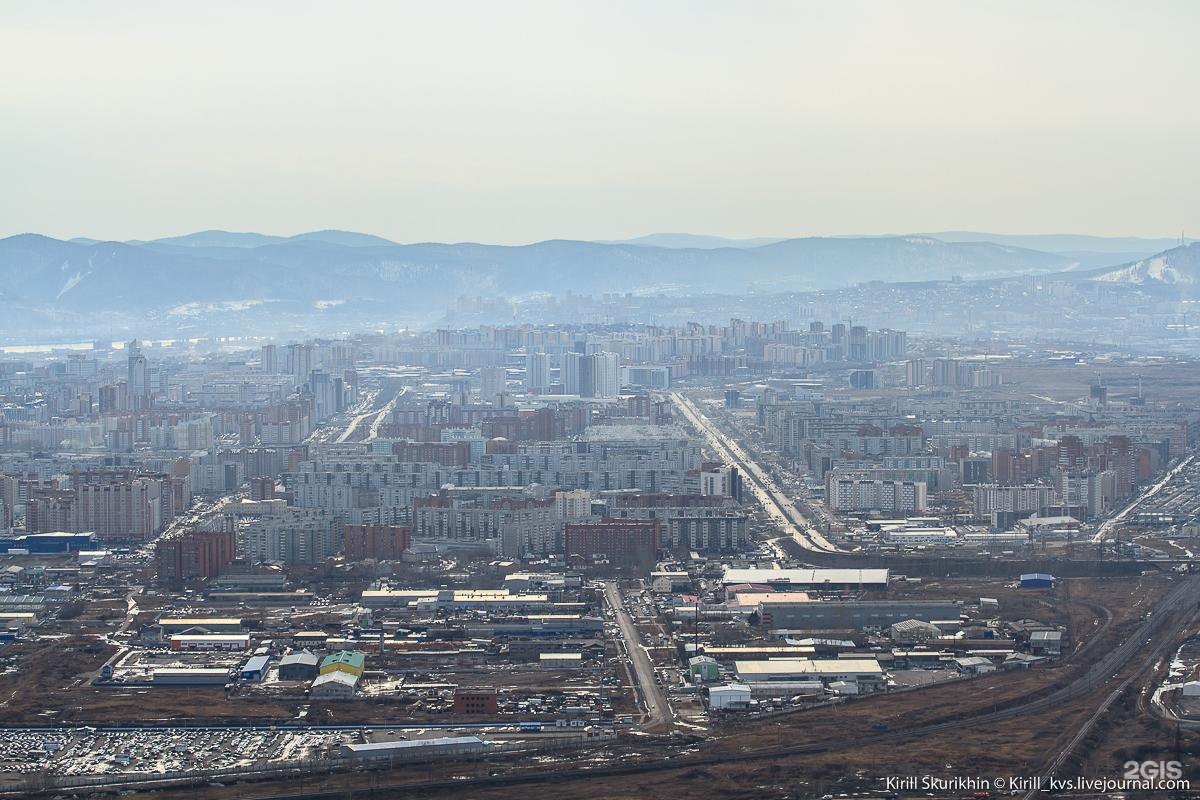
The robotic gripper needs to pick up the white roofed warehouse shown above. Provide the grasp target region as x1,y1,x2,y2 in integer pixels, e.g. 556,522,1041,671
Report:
720,568,889,592
340,736,491,763
734,658,886,691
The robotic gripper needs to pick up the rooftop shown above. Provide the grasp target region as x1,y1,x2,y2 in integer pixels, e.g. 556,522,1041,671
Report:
313,671,359,688
321,650,365,669
734,658,884,676
345,736,484,752
721,568,889,586
280,651,319,666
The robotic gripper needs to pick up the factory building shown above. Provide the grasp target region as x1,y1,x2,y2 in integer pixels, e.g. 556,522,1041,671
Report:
169,634,251,651
310,671,358,700
720,568,889,592
151,668,231,685
240,655,271,681
1019,573,1055,589
320,650,365,678
707,684,752,710
158,617,245,635
754,599,960,631
733,658,885,691
278,651,320,681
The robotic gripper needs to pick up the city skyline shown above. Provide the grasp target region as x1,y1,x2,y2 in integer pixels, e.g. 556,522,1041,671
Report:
5,3,1200,794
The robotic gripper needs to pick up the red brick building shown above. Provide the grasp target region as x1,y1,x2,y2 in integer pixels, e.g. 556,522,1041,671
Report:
250,477,276,501
342,524,411,561
452,688,498,715
155,528,236,584
564,519,660,571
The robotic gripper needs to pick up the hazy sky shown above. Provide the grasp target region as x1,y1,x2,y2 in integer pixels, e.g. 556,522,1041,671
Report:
3,1,1199,244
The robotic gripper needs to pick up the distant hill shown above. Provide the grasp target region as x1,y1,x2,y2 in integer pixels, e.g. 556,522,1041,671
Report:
285,229,399,247
604,230,1169,272
598,233,786,249
917,231,1180,257
1079,242,1200,287
142,229,398,249
0,230,1085,337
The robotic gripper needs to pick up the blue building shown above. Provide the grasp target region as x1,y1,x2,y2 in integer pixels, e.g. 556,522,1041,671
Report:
0,532,96,554
240,654,272,681
1019,573,1054,589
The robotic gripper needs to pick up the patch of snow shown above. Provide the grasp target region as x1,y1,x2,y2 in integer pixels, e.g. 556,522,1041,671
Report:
167,299,268,317
56,271,87,299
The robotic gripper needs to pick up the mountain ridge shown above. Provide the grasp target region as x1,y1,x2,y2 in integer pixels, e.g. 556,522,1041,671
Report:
1074,242,1200,287
4,230,1184,338
0,231,1089,317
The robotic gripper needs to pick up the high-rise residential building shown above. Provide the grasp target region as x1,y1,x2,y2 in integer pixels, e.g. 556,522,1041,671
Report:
240,505,335,565
249,477,276,501
524,352,549,393
98,382,127,413
308,369,343,421
287,343,314,381
562,352,617,398
480,366,507,404
342,524,411,561
73,475,164,542
564,519,660,570
826,473,927,514
155,528,237,584
931,358,961,386
260,344,279,374
905,359,927,387
848,325,869,361
555,489,594,520
562,351,588,396
411,496,559,557
970,484,1055,518
700,465,742,501
0,475,14,530
592,352,620,398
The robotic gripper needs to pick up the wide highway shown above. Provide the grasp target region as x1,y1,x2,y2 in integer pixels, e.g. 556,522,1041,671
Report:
603,581,670,729
1091,452,1198,544
669,391,840,553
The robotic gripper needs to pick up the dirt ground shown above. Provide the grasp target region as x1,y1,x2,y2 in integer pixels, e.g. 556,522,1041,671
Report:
111,575,1200,800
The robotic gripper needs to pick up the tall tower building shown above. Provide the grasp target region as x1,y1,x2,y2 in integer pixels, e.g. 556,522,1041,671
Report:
480,366,507,404
592,352,620,399
524,352,549,393
260,344,279,374
287,343,314,382
127,340,148,409
562,351,585,396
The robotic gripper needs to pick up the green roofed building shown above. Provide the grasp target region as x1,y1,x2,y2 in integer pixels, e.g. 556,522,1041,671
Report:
320,650,365,677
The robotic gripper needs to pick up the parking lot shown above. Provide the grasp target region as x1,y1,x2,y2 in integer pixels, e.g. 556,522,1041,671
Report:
0,727,342,779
